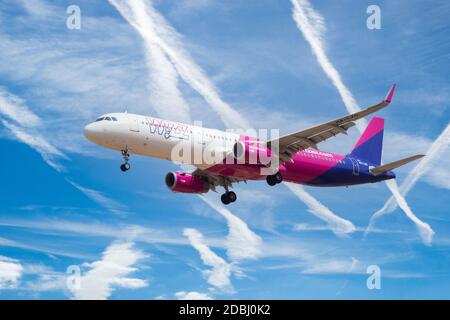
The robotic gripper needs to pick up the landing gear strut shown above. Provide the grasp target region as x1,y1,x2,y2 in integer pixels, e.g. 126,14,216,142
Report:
120,150,130,172
266,172,283,186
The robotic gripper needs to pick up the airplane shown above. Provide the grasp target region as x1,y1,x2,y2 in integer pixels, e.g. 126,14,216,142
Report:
84,84,424,205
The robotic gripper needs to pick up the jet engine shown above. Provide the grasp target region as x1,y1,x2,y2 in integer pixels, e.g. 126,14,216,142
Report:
165,171,209,194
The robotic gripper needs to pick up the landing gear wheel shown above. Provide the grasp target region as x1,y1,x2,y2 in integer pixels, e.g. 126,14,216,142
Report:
221,191,237,205
120,150,130,172
266,172,283,186
221,193,231,205
227,191,237,203
266,175,277,186
274,172,283,184
120,163,130,172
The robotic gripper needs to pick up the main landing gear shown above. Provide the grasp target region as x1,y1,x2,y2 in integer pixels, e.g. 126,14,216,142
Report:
220,183,237,205
120,150,131,172
266,172,283,186
221,191,237,205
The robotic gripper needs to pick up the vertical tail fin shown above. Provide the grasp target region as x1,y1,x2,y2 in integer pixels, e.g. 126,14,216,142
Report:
350,117,384,165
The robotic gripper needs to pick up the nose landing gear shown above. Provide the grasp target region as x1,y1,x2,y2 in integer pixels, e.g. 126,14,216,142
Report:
120,150,130,172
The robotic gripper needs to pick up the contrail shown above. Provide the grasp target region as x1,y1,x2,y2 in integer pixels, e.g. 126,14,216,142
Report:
0,88,65,171
389,123,450,210
183,228,234,293
0,87,41,127
108,0,191,123
291,0,433,242
366,123,450,237
285,183,355,236
110,0,355,236
201,195,262,261
383,179,434,245
291,0,366,131
109,0,249,129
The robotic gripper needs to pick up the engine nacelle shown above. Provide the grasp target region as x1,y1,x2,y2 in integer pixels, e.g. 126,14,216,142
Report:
165,171,209,194
233,141,272,165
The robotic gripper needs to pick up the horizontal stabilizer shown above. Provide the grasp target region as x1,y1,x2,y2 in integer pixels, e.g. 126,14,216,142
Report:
370,154,425,176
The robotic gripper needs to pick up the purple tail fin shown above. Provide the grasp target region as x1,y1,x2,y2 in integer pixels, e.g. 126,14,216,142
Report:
350,117,384,165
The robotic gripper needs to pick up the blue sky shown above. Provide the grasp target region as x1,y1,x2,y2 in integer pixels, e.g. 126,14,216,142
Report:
0,0,449,299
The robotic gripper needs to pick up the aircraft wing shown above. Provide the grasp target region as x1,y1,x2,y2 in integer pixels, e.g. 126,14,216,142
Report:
268,84,396,164
192,168,245,191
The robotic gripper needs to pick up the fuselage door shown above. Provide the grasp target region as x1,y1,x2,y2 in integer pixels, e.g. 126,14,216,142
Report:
129,117,140,132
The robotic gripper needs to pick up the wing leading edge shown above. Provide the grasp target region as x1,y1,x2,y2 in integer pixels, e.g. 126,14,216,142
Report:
269,84,397,163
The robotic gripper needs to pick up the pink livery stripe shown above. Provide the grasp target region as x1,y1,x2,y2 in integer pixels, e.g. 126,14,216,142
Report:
352,117,384,151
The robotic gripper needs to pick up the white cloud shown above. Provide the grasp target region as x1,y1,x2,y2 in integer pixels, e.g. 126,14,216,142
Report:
175,290,213,300
200,195,262,261
0,255,23,289
183,228,233,293
0,7,154,156
0,218,187,247
23,264,67,293
0,87,65,171
1,119,65,171
0,87,41,127
302,257,359,275
18,0,55,18
72,241,147,300
285,183,356,236
0,236,90,260
66,179,129,216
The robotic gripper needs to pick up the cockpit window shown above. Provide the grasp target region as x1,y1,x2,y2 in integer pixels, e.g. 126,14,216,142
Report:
95,116,118,122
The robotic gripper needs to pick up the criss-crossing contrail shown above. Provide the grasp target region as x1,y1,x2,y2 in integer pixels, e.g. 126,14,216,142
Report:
291,0,433,243
109,0,249,129
384,179,433,245
108,0,191,123
366,123,450,240
110,0,356,237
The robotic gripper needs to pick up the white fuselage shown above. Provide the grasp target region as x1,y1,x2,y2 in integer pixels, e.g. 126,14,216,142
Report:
84,113,240,169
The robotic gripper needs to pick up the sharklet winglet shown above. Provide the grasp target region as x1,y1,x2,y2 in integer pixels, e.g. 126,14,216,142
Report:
384,83,396,104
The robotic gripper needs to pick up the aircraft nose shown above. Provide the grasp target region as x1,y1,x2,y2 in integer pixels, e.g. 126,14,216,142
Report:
84,123,98,142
